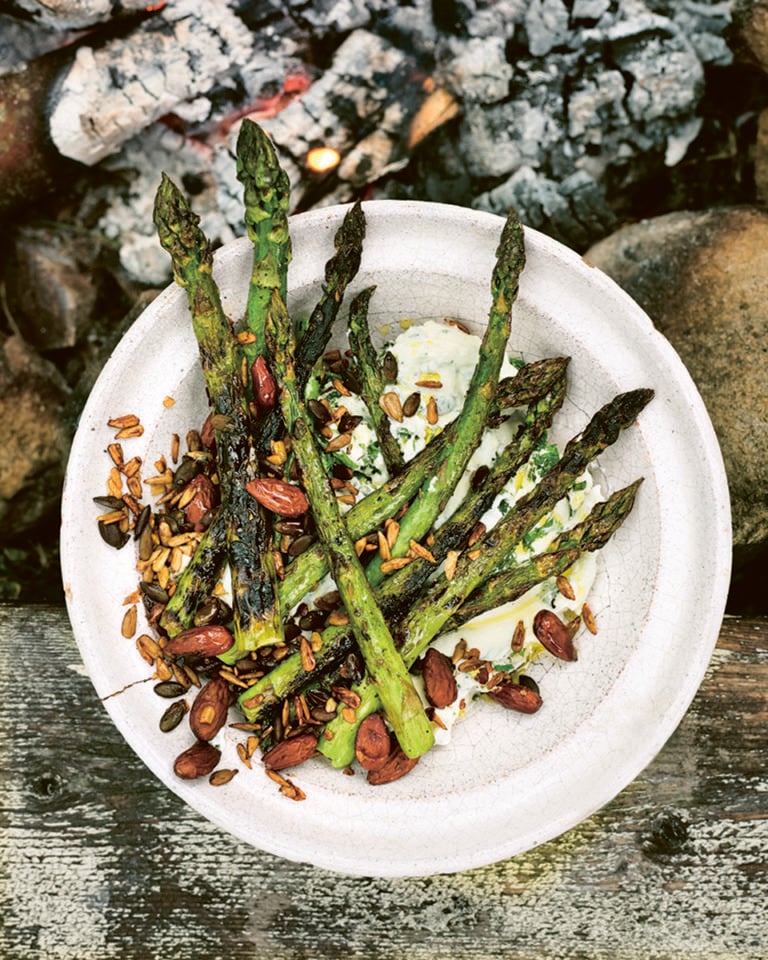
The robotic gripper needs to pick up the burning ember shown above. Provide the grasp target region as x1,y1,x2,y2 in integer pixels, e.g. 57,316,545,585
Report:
305,147,342,175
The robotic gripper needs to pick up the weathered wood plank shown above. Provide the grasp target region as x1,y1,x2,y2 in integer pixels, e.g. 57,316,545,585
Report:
1,605,767,960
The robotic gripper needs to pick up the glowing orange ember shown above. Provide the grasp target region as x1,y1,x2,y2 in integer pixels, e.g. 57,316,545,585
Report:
306,146,341,174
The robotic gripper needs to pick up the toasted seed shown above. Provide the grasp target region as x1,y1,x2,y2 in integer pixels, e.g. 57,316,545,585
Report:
107,442,124,467
426,395,438,424
300,636,316,673
98,519,130,549
354,536,368,557
556,575,576,601
382,351,398,382
96,509,125,524
155,659,173,681
451,638,468,664
326,611,350,626
332,377,352,397
384,518,400,549
511,619,526,652
402,391,421,417
377,529,391,561
107,467,123,499
325,433,352,453
308,398,332,424
408,539,436,563
380,557,412,573
93,495,125,510
415,374,443,388
160,699,188,732
107,413,140,430
444,550,459,581
121,605,138,638
209,768,238,786
154,680,187,699
115,424,145,440
379,391,404,422
533,609,577,661
136,632,163,660
582,602,598,635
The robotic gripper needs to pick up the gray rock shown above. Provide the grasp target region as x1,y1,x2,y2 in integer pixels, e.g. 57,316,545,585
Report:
0,335,71,538
4,224,104,351
584,207,768,565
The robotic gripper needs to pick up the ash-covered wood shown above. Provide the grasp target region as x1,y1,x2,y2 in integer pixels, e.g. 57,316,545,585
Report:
47,0,302,165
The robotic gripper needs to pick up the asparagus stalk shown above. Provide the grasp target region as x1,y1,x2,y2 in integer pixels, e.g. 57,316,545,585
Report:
237,364,568,726
347,284,405,476
235,118,291,359
365,210,526,584
293,200,366,360
397,388,654,664
253,200,367,458
276,357,570,613
318,475,646,769
266,290,434,759
153,174,283,652
444,478,643,630
159,510,226,636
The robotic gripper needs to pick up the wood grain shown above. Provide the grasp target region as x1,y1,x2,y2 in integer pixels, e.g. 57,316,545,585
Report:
1,605,767,960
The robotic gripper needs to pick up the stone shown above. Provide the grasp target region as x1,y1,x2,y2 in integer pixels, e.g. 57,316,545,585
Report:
731,0,768,71
0,335,71,538
4,224,104,351
584,207,768,566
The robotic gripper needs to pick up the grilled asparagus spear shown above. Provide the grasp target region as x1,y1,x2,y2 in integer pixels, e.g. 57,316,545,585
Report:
365,210,526,584
347,284,405,476
153,174,283,652
265,290,434,759
235,118,291,360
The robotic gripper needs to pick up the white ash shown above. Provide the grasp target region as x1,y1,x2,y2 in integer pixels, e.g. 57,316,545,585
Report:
8,0,147,30
286,0,382,35
48,1,263,165
437,36,513,103
524,0,572,57
474,166,618,250
59,0,736,278
97,126,237,286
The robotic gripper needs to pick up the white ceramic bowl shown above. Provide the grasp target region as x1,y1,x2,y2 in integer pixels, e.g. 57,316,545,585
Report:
61,200,731,877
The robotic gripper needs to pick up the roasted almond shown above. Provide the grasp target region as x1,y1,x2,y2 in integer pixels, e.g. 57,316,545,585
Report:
164,624,234,658
533,609,577,661
251,354,277,410
355,712,391,772
183,474,218,531
488,680,543,714
421,647,458,709
246,477,309,517
189,675,230,741
173,740,221,779
367,744,419,785
262,731,318,771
